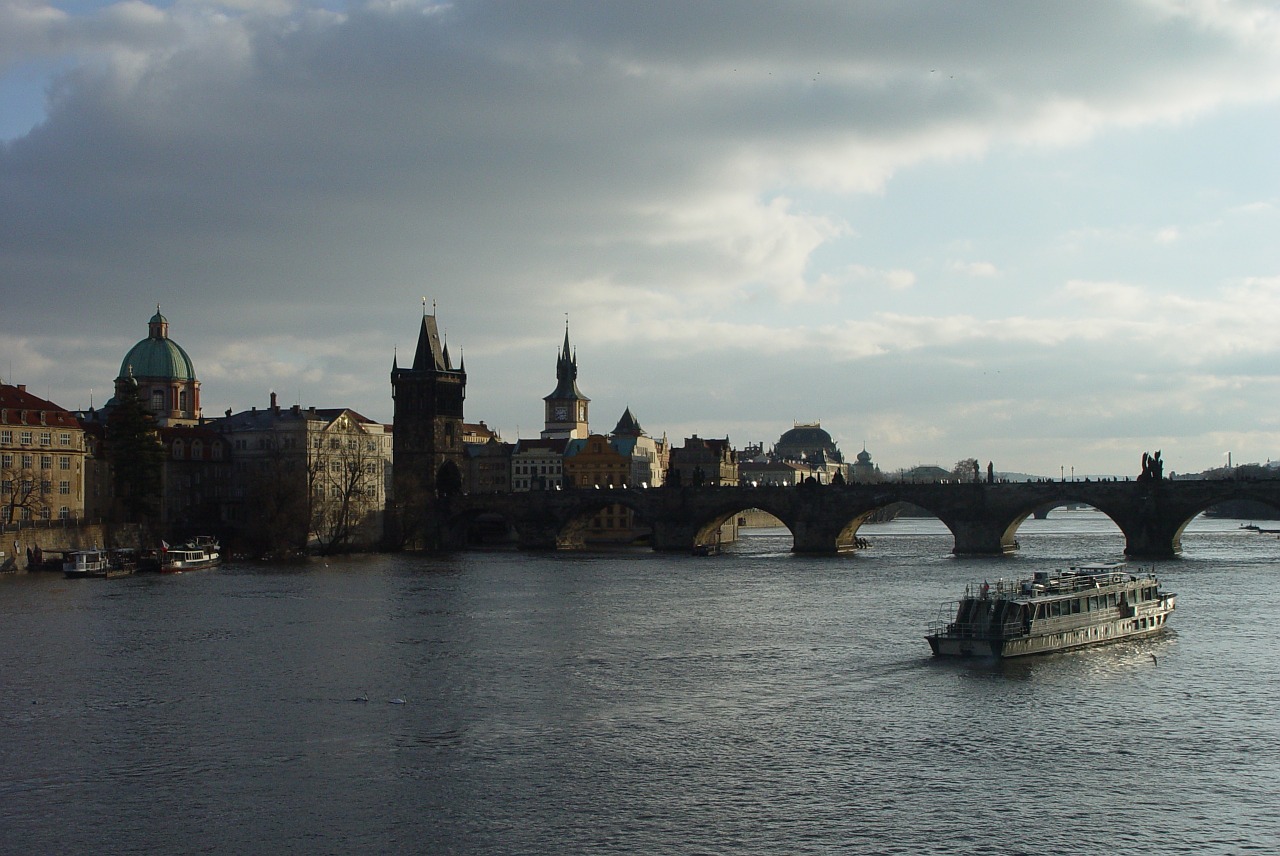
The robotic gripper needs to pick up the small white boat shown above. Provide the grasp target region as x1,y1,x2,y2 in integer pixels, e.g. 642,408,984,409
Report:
64,549,109,579
160,539,221,573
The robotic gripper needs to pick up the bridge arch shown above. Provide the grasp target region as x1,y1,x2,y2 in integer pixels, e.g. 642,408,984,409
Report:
665,495,801,553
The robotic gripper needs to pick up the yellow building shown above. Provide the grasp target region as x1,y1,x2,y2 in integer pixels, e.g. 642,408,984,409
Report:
1,383,87,524
563,434,645,544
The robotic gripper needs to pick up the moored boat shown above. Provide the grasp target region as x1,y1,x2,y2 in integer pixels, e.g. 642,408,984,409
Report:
105,548,139,578
64,549,109,579
925,562,1176,658
160,537,221,573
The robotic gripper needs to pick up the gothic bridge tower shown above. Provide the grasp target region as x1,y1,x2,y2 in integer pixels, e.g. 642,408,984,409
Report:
391,311,466,518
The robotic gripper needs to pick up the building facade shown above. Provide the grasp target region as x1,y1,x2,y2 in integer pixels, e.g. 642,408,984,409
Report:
512,438,568,491
609,407,668,488
668,435,738,486
218,395,391,553
158,424,230,536
1,383,87,524
464,438,514,494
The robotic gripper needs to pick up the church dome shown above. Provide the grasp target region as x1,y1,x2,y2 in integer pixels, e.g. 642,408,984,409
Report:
119,308,197,381
779,423,834,449
775,422,844,463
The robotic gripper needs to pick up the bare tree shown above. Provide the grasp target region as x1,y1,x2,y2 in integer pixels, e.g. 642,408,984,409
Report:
950,457,981,483
1,451,49,523
309,426,384,554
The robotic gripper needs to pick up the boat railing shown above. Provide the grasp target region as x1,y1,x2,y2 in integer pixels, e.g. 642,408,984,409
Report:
962,570,1154,601
927,615,1024,639
962,578,1023,599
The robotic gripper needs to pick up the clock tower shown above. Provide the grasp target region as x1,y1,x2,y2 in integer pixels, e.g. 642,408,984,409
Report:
541,324,590,440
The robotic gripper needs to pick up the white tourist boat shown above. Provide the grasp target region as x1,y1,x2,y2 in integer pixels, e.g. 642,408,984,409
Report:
926,562,1176,658
63,549,109,579
160,538,221,573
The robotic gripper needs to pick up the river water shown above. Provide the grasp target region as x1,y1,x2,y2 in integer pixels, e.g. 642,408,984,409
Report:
2,511,1278,855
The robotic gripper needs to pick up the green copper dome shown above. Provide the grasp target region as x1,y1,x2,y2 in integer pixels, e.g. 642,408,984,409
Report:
118,308,197,381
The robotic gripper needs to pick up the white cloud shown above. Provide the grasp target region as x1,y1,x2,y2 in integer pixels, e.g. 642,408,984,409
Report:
951,260,999,277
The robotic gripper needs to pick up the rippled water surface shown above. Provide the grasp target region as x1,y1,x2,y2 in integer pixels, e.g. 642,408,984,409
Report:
3,512,1279,854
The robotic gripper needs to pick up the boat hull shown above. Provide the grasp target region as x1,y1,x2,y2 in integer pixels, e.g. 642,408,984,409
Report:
160,556,220,573
927,596,1176,658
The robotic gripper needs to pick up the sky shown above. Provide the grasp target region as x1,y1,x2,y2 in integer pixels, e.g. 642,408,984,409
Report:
3,0,1279,478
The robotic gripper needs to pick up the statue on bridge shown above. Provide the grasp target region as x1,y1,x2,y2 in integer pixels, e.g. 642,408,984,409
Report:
1139,450,1163,482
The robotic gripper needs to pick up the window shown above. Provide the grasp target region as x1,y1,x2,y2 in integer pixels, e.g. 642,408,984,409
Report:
59,481,70,495
1,480,10,495
59,456,70,470
1,453,10,468
58,506,70,520
59,433,71,446
151,390,165,412
40,480,51,494
0,430,10,443
22,454,32,469
41,455,52,469
39,432,51,446
20,431,33,444
39,506,50,520
172,440,184,459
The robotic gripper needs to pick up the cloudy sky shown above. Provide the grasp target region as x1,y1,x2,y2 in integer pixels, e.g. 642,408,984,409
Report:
3,1,1279,477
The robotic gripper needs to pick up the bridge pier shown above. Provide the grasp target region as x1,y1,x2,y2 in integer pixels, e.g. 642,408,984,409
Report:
947,519,1019,556
650,519,700,552
1106,484,1187,558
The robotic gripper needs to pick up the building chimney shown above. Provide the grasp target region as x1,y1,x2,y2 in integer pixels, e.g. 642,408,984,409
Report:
270,391,278,411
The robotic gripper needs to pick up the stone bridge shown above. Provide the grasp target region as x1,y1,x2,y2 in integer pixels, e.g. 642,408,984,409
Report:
434,478,1280,558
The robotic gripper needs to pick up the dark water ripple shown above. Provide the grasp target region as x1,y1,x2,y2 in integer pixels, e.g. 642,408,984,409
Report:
3,514,1279,854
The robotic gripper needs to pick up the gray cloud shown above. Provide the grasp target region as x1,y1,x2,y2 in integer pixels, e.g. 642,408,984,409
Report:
3,1,1280,474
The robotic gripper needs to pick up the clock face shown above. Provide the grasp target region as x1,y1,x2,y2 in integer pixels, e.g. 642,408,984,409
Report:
554,405,568,420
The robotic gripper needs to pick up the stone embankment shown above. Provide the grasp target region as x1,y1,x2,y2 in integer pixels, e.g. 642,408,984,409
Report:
1,520,143,571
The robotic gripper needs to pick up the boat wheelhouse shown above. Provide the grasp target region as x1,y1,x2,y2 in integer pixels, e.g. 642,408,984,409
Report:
926,562,1176,658
64,549,109,579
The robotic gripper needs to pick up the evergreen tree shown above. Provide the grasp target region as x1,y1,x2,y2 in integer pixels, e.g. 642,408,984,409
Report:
106,378,165,525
